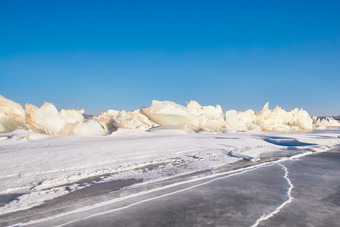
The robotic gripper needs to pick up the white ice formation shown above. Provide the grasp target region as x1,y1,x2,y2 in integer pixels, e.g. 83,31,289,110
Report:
0,95,27,132
0,94,338,135
312,116,340,128
226,102,314,132
94,109,156,133
24,102,106,136
141,101,318,132
141,100,226,132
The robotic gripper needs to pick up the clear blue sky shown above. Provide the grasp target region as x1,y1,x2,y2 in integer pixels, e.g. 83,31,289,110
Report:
1,0,339,116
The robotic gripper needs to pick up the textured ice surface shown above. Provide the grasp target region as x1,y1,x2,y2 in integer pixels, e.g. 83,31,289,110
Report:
3,146,339,227
0,128,338,218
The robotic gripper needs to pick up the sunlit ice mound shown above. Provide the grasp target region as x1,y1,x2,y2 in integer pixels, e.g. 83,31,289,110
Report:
0,95,27,132
24,102,106,136
141,100,226,132
0,94,338,136
141,101,321,132
94,109,156,133
228,102,315,131
312,116,340,128
0,95,106,136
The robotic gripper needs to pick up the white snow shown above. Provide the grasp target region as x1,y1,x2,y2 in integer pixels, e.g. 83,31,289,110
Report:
0,128,339,215
14,145,337,227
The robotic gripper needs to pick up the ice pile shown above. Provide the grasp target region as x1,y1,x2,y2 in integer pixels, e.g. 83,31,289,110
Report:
0,95,27,132
0,94,338,135
25,102,106,136
224,103,314,131
312,116,340,128
141,101,318,132
141,100,226,132
94,109,156,133
1,95,105,136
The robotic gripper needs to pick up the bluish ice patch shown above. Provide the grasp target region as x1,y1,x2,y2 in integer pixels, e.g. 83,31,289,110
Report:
264,138,316,146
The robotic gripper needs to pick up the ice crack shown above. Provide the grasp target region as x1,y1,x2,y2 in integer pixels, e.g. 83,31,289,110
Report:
251,163,294,227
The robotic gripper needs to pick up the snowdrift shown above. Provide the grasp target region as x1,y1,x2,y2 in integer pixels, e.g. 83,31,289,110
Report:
0,94,338,135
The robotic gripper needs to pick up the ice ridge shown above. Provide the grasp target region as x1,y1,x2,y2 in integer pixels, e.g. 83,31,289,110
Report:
1,94,339,136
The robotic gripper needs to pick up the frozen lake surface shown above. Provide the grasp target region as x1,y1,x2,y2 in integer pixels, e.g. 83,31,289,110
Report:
0,130,339,226
62,149,340,226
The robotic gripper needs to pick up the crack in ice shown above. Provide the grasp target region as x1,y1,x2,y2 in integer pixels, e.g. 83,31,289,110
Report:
18,163,270,226
251,163,294,227
17,151,312,226
57,166,265,226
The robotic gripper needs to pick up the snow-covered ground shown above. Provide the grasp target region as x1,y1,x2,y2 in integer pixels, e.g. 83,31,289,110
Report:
0,129,339,218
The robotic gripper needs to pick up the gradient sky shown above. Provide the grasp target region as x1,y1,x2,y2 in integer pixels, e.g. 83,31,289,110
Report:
1,0,339,116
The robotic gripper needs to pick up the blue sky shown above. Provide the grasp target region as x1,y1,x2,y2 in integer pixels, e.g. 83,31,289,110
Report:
1,0,339,116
